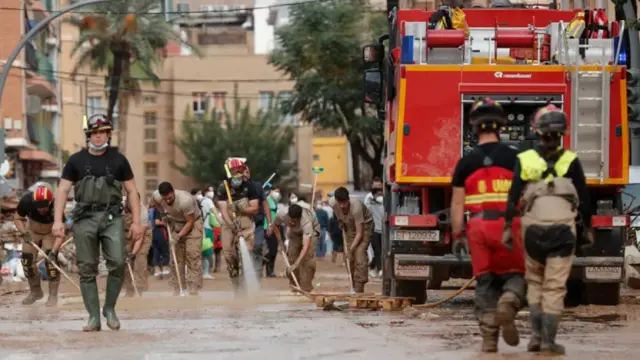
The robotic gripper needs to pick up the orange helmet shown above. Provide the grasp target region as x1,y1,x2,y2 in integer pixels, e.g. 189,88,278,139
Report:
32,183,53,208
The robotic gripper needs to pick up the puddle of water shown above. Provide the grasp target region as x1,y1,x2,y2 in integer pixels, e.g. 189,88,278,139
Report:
239,236,260,297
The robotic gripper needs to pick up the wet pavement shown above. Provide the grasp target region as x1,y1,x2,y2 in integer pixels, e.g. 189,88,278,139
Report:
1,260,640,359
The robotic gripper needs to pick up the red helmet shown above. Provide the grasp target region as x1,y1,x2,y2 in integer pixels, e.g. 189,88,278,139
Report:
85,113,113,135
32,184,53,208
225,157,247,173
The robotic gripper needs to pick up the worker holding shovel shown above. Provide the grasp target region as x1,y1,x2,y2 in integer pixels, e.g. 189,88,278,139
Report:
151,182,204,296
122,193,151,297
215,158,260,296
14,183,62,307
272,204,320,292
332,187,374,293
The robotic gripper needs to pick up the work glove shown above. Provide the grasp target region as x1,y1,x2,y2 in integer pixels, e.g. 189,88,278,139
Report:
580,227,595,253
127,253,136,264
286,262,299,275
47,250,59,264
451,233,469,260
502,223,514,252
22,232,33,244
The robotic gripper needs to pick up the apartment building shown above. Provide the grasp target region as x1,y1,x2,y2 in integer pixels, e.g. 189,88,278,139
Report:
0,0,62,207
59,0,313,200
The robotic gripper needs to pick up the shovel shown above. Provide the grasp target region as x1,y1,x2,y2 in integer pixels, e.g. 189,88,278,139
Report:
126,261,141,297
342,232,356,295
30,241,80,292
166,225,186,297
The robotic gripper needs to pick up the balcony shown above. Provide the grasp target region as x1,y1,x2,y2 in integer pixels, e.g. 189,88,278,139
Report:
35,50,56,86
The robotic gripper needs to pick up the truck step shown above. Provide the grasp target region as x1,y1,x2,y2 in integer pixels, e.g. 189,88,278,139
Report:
578,97,603,101
575,150,603,154
577,123,602,128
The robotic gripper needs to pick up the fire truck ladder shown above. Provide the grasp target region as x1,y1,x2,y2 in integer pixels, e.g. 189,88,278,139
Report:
569,43,610,184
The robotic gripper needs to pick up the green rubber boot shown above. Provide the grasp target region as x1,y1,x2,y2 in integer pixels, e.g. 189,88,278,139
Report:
541,313,566,355
80,281,101,332
102,276,123,330
527,304,542,352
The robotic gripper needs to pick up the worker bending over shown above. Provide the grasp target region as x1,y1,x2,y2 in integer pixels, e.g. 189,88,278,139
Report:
503,104,593,355
450,99,526,353
332,187,373,293
273,204,320,292
15,183,63,307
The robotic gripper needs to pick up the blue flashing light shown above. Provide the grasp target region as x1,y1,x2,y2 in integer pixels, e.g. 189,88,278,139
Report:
613,36,627,65
401,35,415,65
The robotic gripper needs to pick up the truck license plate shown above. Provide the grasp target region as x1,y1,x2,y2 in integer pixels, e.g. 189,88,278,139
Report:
392,229,440,242
585,266,622,281
395,260,431,278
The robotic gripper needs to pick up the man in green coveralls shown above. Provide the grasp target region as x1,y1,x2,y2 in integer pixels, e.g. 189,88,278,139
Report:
53,114,143,331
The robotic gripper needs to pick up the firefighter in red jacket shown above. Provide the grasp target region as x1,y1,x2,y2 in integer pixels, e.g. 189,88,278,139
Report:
450,98,526,353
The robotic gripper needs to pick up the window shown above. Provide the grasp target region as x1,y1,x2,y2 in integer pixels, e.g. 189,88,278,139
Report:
144,112,157,126
212,92,227,113
192,92,207,114
145,162,158,176
144,142,158,154
278,91,295,125
259,91,274,111
87,96,102,117
143,96,157,105
144,128,157,140
145,179,158,192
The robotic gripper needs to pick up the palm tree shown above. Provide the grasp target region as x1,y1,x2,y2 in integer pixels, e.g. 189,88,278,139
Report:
67,0,198,153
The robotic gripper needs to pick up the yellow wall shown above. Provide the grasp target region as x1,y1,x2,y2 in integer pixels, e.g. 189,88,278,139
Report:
312,136,348,199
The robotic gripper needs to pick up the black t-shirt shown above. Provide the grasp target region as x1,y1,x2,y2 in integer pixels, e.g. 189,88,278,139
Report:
451,142,518,187
17,192,54,224
61,148,134,184
215,181,260,203
250,180,267,225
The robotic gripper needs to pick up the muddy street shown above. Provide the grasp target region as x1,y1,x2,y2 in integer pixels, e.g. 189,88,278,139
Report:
1,259,640,359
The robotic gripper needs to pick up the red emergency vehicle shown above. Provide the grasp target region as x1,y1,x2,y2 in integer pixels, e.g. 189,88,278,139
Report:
363,6,632,305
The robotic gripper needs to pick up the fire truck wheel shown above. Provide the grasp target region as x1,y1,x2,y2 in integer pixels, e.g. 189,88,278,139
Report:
585,283,621,306
394,280,427,304
564,279,584,308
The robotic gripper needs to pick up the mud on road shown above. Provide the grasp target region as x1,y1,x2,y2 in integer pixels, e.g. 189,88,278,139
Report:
1,259,640,359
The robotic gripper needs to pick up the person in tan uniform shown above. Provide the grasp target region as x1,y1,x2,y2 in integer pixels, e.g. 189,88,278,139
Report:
151,182,204,296
273,204,320,292
215,158,261,295
122,193,152,296
15,183,63,306
332,187,374,293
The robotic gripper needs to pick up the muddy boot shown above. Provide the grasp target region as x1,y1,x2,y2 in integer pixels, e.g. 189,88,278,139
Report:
45,281,60,307
214,252,221,273
527,304,542,352
80,281,101,332
541,313,565,355
354,282,365,293
102,276,122,331
495,291,520,346
479,313,499,352
22,277,44,305
331,252,337,263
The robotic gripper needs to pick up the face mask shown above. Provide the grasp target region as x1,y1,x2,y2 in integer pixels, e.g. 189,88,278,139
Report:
290,196,298,204
231,178,243,188
195,194,203,201
271,192,281,202
205,191,214,199
88,142,109,151
376,196,383,203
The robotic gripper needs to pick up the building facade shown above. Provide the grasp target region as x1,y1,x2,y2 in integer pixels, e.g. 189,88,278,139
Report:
0,0,62,208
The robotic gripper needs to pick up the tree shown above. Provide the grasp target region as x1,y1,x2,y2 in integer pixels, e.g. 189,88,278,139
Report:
67,0,198,153
268,0,387,189
174,98,297,188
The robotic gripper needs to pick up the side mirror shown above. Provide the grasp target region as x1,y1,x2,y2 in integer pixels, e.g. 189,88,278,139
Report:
363,69,383,104
363,44,384,64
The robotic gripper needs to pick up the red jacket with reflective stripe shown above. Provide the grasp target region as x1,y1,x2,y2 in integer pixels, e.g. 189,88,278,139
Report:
463,166,513,214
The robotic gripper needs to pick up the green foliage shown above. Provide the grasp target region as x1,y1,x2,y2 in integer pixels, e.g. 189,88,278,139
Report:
67,0,199,151
174,99,297,187
268,0,388,184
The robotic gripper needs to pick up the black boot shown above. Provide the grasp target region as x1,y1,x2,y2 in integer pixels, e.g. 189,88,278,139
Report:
213,252,221,273
541,313,565,355
22,277,44,305
80,281,101,331
102,276,123,330
266,260,275,277
527,304,542,352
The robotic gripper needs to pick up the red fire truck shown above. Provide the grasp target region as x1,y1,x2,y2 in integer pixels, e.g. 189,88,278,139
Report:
363,7,633,305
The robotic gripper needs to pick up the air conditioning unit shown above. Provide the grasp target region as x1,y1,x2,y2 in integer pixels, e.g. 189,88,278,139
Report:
45,36,58,47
